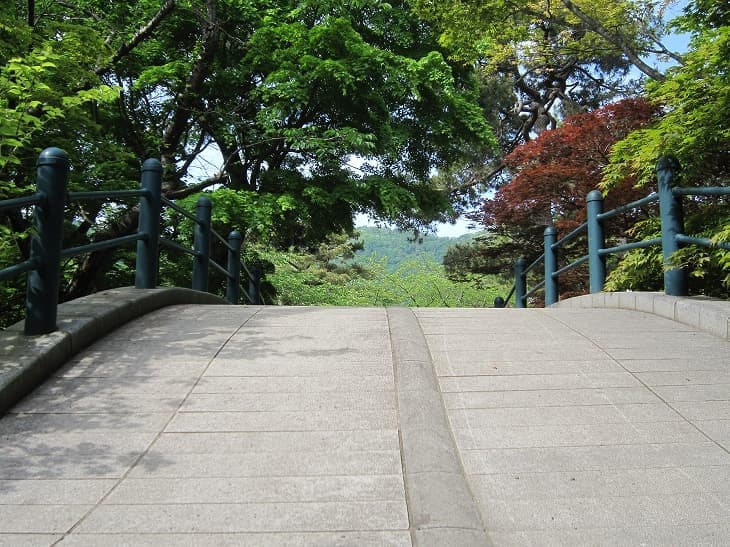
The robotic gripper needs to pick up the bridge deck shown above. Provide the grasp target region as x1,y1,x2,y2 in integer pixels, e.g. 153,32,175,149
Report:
1,302,728,546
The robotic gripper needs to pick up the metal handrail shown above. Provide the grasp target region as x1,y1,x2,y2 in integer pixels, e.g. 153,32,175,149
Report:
524,254,544,275
161,196,199,222
553,254,589,278
0,193,43,212
0,257,41,282
552,222,587,249
68,189,148,201
676,234,730,250
673,187,730,197
0,147,264,335
160,198,260,304
60,233,143,259
496,156,729,308
598,237,662,256
597,193,659,222
524,279,545,299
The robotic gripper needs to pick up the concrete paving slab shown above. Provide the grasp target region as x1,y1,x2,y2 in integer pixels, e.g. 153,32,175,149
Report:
433,356,620,376
1,304,414,544
417,305,728,545
1,297,728,545
0,479,115,504
11,392,188,413
192,374,395,393
621,357,730,372
608,346,729,360
0,431,157,457
126,450,402,478
489,524,730,547
0,505,93,533
29,376,198,396
0,412,172,434
449,402,683,427
0,451,142,480
152,430,399,453
460,442,730,474
468,467,718,500
0,534,63,547
204,360,392,376
56,532,412,546
439,371,642,392
74,501,409,533
180,390,396,412
452,421,708,449
652,383,730,401
673,400,730,420
636,370,730,386
443,387,660,408
166,408,397,432
679,465,730,492
105,475,405,504
478,493,728,531
695,420,730,442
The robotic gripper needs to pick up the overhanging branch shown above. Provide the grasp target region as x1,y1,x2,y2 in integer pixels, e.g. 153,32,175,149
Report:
95,0,176,76
559,0,666,82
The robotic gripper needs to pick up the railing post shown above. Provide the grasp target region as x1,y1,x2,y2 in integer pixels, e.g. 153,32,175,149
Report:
514,257,527,308
544,225,558,306
226,230,242,304
134,159,162,289
24,147,69,335
657,156,688,296
192,196,212,292
586,189,606,293
249,264,262,305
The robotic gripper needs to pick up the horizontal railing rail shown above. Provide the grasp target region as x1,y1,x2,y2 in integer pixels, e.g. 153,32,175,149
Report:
160,196,263,306
496,156,729,308
0,147,264,335
0,194,44,212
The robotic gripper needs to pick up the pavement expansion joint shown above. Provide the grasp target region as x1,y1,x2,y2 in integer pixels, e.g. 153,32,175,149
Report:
387,307,493,546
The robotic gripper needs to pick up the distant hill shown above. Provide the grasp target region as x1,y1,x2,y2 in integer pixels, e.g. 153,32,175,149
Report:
353,226,481,271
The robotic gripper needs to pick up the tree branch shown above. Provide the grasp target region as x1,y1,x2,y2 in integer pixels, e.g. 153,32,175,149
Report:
559,0,666,81
165,174,226,200
95,0,176,76
160,0,219,191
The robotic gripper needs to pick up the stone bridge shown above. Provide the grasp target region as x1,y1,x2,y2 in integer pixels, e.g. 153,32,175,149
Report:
1,288,729,546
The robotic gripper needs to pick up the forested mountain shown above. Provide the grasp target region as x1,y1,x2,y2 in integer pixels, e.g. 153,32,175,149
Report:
354,226,481,271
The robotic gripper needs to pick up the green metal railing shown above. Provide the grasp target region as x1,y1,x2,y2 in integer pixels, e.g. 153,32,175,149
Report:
496,156,730,308
0,147,264,335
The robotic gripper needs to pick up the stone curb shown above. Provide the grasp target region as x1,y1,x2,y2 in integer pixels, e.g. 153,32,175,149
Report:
0,287,227,416
553,292,730,340
386,307,492,547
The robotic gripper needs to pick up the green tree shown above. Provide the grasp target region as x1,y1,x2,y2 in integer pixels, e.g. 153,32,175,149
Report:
265,250,507,307
353,225,480,271
1,0,494,317
0,1,123,326
413,0,681,141
602,0,729,295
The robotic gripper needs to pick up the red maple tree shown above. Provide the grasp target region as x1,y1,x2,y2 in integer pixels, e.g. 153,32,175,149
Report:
480,97,660,298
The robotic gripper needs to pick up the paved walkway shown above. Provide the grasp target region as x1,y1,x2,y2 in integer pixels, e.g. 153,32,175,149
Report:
0,301,729,545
